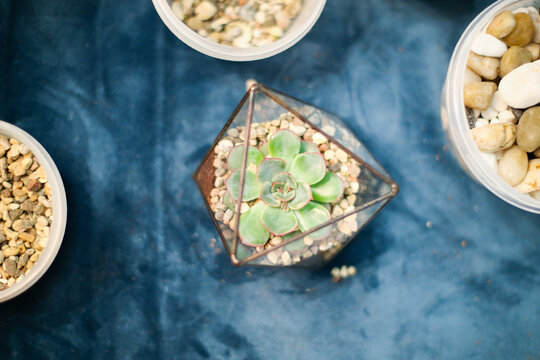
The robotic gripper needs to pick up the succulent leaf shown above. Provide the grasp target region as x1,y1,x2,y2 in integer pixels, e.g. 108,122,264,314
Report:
261,205,298,236
273,189,296,202
316,202,331,212
238,201,270,246
258,142,269,157
272,172,297,190
288,180,312,210
228,145,263,171
257,158,287,183
299,141,319,154
294,201,331,240
223,191,236,212
282,231,304,251
289,153,326,185
311,172,344,203
268,130,300,165
260,182,280,207
226,170,261,202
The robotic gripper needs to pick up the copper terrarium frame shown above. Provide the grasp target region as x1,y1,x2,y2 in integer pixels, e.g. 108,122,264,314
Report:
194,84,399,267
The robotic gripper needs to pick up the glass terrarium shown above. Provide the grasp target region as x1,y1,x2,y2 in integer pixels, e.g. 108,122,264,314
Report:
194,84,399,267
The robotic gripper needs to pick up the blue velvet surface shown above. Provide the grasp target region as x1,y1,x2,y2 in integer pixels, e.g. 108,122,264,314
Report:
1,0,540,358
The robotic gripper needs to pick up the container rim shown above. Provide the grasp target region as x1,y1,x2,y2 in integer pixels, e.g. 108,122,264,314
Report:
152,0,327,61
0,121,67,302
444,0,540,214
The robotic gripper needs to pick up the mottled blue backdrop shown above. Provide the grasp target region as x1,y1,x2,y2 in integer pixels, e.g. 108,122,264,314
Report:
1,0,539,359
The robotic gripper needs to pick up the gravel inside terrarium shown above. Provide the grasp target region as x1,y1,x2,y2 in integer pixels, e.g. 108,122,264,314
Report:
209,112,377,266
0,136,52,290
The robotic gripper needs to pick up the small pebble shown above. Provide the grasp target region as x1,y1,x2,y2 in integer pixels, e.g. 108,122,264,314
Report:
467,52,499,80
463,82,497,110
471,33,507,57
312,133,327,145
464,67,481,86
515,159,540,193
498,145,528,186
471,123,516,152
499,46,532,77
516,106,540,152
487,11,517,39
503,13,534,47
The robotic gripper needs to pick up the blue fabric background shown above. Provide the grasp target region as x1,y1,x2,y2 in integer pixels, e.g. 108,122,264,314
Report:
1,0,539,359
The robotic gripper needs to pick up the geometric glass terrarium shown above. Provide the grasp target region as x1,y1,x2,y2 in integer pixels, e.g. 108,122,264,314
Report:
194,84,399,267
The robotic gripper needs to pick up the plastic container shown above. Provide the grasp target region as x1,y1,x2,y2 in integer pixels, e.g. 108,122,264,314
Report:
0,120,67,302
441,0,540,214
152,0,327,61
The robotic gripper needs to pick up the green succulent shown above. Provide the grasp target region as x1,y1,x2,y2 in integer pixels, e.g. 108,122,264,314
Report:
225,129,344,247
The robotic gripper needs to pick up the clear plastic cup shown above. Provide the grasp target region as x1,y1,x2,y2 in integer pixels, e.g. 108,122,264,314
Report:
0,121,67,302
441,0,540,214
152,0,327,61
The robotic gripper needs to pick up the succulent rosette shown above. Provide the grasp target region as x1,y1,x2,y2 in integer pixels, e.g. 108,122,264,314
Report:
224,129,345,247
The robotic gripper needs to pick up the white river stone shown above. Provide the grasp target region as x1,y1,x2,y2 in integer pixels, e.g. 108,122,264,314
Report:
499,60,540,109
471,33,507,57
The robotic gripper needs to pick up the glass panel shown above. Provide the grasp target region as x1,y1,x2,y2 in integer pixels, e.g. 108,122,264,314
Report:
263,87,390,177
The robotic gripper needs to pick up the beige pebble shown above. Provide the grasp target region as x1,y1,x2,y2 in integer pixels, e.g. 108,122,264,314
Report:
267,251,278,264
517,106,540,152
270,236,282,246
487,11,517,39
195,1,217,21
464,67,481,86
500,46,532,77
335,149,348,163
289,124,306,137
332,206,343,217
498,145,528,186
186,17,204,31
471,123,516,152
529,8,540,43
503,13,534,46
331,267,340,279
171,1,185,20
324,149,335,161
525,43,540,60
463,82,497,110
515,159,540,193
281,251,291,265
467,52,499,80
240,203,250,214
339,265,349,279
312,133,327,145
498,109,517,123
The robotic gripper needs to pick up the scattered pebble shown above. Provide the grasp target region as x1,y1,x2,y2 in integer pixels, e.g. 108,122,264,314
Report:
331,265,356,283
